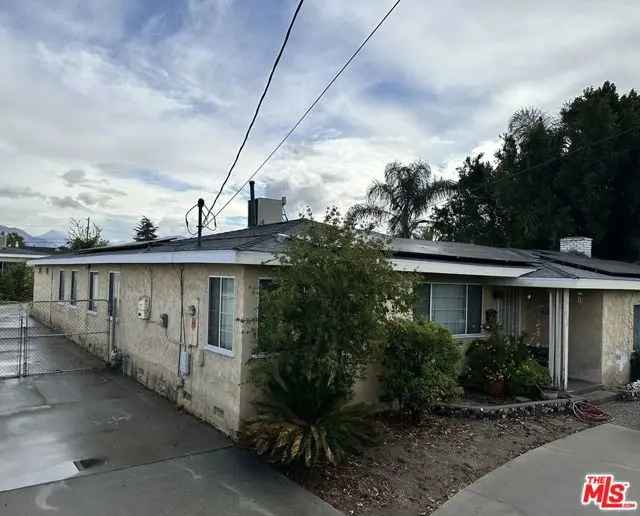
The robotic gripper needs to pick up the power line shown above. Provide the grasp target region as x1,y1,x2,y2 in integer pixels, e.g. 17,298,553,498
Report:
201,0,306,229
211,0,403,222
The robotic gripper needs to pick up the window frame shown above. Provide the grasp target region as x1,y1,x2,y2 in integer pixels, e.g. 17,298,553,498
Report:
205,275,237,357
88,271,99,313
58,270,66,302
69,270,78,306
417,281,484,337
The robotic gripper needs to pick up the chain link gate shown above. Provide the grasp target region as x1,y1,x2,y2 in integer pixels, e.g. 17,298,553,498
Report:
0,300,110,378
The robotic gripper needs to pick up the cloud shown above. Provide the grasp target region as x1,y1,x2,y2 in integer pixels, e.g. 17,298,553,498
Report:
77,191,113,207
61,168,90,186
49,195,85,209
97,163,196,192
0,1,638,241
0,186,46,199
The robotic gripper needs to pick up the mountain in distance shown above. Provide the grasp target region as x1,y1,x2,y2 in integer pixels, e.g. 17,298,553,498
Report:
0,225,66,248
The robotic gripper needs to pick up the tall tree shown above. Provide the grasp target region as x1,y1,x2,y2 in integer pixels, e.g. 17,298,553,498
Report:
66,218,108,250
430,155,505,245
347,161,456,238
430,82,640,260
133,216,158,242
5,232,24,248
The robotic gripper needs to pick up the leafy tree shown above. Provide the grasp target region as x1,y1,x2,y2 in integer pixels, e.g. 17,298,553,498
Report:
347,160,456,238
255,207,411,396
133,216,158,242
65,218,109,250
430,82,640,260
430,156,506,245
246,208,412,467
0,263,33,301
5,232,25,248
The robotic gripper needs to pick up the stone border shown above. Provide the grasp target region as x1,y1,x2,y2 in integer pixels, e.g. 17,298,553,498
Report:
433,397,575,418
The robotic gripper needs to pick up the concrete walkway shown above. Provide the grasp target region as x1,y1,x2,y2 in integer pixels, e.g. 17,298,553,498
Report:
0,370,342,515
433,423,640,515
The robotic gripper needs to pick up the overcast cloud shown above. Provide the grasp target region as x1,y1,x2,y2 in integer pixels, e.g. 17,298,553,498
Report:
0,0,638,241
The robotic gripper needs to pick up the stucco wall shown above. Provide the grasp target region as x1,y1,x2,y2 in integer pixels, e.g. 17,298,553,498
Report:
33,262,254,436
602,290,640,385
568,291,603,383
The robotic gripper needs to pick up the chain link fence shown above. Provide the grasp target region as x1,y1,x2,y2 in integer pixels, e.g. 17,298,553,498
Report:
0,299,110,377
0,302,24,377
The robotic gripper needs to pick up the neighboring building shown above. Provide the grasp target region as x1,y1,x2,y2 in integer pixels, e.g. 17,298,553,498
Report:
0,246,50,274
29,214,640,436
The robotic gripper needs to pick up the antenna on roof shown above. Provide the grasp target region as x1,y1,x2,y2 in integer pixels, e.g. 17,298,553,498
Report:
197,198,205,247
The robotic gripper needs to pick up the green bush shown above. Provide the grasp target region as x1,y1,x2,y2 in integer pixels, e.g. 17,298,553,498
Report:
379,319,463,420
460,332,550,399
0,263,33,302
510,357,551,398
244,364,377,467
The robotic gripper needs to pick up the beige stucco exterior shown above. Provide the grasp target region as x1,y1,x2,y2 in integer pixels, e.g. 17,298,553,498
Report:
32,262,640,437
602,290,640,385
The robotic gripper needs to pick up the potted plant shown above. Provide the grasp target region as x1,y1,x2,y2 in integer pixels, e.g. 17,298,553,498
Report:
485,369,507,399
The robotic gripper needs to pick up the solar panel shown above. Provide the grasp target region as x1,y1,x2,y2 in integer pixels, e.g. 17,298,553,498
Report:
536,250,640,278
392,238,533,264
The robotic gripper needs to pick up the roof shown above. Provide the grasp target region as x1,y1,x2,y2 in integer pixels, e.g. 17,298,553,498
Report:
27,220,640,288
0,246,51,259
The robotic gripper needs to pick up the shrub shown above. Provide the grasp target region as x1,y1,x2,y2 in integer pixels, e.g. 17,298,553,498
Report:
379,319,463,420
510,357,551,398
460,332,550,399
244,364,377,467
255,207,412,398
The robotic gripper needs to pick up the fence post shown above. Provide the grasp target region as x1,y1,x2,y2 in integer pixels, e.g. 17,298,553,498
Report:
18,313,23,378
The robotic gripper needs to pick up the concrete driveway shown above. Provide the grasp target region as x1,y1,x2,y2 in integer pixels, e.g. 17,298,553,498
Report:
434,423,640,516
0,370,341,515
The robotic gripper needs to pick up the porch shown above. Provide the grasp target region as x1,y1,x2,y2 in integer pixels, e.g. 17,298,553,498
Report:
492,287,604,392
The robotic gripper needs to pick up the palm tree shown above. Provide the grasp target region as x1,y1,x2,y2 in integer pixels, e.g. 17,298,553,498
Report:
347,160,456,238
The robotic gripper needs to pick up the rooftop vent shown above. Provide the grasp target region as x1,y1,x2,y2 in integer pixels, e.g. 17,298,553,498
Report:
560,236,592,258
247,181,286,227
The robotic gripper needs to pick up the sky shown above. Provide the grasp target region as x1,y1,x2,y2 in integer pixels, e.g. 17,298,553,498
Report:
0,0,639,244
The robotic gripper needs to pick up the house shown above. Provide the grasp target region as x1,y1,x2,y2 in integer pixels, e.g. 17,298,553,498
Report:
0,246,50,274
28,207,640,436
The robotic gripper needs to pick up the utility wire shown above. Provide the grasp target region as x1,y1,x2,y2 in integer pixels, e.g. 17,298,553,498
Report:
201,0,306,229
211,0,403,221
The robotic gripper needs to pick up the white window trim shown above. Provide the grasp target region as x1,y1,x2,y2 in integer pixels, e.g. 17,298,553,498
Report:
205,275,237,357
108,271,121,320
422,281,484,337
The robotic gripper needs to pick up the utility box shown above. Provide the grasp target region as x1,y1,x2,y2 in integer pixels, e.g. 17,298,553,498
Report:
248,197,285,226
137,296,150,319
179,350,191,377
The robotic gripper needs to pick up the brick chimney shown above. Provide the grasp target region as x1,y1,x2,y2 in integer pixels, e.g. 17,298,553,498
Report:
560,236,592,258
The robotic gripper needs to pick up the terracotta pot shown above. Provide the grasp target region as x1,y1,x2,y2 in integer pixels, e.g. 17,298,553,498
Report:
487,378,506,399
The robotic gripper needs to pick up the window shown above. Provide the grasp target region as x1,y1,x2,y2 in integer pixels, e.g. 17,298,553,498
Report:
58,270,65,301
88,272,99,312
207,277,236,352
70,271,78,305
415,283,483,335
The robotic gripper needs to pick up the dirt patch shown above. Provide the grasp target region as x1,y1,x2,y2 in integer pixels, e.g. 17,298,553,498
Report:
286,413,592,515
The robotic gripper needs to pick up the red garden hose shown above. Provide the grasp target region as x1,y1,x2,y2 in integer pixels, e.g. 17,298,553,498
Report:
571,400,612,423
